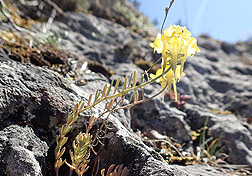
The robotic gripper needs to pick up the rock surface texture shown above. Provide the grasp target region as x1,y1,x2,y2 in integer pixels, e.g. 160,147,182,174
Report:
0,51,190,176
0,0,252,175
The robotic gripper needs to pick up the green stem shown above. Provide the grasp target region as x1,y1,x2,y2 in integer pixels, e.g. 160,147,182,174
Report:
79,66,172,114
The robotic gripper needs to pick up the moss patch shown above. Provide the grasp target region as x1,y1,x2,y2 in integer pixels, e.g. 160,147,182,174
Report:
0,31,75,76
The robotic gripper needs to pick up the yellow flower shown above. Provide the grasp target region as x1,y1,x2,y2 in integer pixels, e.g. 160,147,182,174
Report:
179,37,200,79
150,25,200,78
150,65,185,102
150,25,200,102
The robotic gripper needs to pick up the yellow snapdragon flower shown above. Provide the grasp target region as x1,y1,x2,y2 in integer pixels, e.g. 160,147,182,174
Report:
150,65,185,102
150,25,200,78
150,25,200,102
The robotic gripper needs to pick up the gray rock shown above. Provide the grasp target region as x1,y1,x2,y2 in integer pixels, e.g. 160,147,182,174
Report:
197,37,220,51
46,12,139,65
185,104,252,166
177,36,252,118
0,2,252,175
0,125,48,175
0,49,77,125
175,164,228,176
32,12,156,69
98,115,191,176
0,50,189,175
138,158,191,176
5,146,42,176
130,98,192,147
221,42,239,55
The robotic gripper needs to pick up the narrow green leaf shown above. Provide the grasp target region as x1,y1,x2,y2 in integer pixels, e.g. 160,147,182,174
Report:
100,84,107,99
207,138,218,154
73,103,79,116
60,137,68,147
58,147,66,159
128,73,133,87
122,75,127,91
106,80,114,97
69,149,74,161
55,146,60,158
67,113,73,122
214,146,225,157
56,136,60,146
107,99,114,110
55,158,63,168
79,101,85,111
69,114,78,126
60,125,66,136
200,117,209,157
129,92,136,103
113,77,120,95
132,70,137,88
94,90,101,103
63,126,72,135
211,133,223,156
135,91,139,102
87,94,92,107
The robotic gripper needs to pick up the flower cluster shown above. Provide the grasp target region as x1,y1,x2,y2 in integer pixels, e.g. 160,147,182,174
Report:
150,25,200,101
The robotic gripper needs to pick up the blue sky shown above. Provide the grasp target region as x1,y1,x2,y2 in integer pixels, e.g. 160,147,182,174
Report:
137,0,252,43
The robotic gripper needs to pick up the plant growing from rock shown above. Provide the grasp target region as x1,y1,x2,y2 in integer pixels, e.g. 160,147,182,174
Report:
113,1,154,30
101,164,129,176
199,117,224,162
54,1,201,175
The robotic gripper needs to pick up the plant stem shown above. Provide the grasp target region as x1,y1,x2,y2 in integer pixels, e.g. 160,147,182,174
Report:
79,66,172,114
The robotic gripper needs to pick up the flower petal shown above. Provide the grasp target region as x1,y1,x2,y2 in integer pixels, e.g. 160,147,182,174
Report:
150,33,163,53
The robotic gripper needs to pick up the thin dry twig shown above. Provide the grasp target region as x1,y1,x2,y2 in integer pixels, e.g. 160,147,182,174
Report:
91,98,124,176
19,0,39,6
45,8,57,32
43,0,64,15
161,0,175,34
145,56,162,73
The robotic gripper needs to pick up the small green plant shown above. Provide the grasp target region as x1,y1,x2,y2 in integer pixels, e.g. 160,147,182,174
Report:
101,164,129,176
54,25,200,173
54,103,84,176
32,31,62,46
113,1,154,30
199,117,224,160
67,132,92,176
54,1,201,175
54,67,172,175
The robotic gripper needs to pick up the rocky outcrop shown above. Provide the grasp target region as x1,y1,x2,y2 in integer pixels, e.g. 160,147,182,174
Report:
0,0,252,175
0,51,190,175
178,35,252,118
0,125,46,176
185,104,252,166
130,98,192,147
